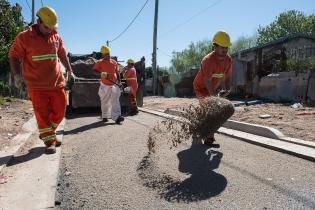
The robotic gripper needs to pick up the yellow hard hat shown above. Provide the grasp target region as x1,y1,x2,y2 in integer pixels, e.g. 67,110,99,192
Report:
36,6,58,30
212,31,232,47
127,59,135,64
100,46,110,54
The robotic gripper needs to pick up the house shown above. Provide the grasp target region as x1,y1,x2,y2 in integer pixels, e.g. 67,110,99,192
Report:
231,34,315,102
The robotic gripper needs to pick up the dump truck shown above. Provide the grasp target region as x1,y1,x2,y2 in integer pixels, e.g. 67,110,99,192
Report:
66,52,145,113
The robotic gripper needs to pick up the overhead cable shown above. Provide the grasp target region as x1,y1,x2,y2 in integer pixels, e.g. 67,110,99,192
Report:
158,0,222,38
25,0,32,12
109,0,149,43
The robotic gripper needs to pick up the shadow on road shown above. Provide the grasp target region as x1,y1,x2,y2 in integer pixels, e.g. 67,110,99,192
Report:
64,121,116,135
137,139,227,203
1,147,46,167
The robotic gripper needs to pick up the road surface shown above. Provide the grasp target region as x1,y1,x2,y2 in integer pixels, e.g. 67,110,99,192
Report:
56,112,315,209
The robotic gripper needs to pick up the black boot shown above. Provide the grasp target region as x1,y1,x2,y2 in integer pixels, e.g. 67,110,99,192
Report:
115,116,125,124
204,137,220,148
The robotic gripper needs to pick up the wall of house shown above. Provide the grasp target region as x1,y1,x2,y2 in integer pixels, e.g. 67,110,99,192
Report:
254,71,315,102
231,37,315,99
283,38,315,59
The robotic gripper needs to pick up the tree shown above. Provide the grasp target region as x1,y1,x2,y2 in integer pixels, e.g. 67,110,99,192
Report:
170,39,211,73
0,0,25,76
229,34,257,55
257,10,315,45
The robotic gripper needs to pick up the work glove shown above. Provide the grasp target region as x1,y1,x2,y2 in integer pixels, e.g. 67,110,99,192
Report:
67,70,75,80
123,86,131,93
101,72,109,78
14,74,23,89
117,83,124,90
65,71,75,91
218,89,230,98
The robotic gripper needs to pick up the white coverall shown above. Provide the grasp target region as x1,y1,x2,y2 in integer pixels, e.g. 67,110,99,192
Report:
98,83,121,121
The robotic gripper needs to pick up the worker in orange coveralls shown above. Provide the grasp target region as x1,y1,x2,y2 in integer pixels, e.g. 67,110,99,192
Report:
193,30,232,147
93,46,125,124
9,7,73,154
123,59,139,115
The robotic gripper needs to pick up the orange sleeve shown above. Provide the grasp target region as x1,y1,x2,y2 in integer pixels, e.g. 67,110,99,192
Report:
9,33,26,61
224,57,232,80
93,61,101,72
200,58,213,78
57,36,67,59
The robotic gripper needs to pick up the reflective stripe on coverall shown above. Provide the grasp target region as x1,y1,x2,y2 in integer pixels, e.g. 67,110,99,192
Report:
9,24,67,145
124,67,138,112
193,51,232,100
28,88,66,143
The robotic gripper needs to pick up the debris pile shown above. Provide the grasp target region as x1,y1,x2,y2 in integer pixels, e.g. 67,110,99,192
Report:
71,57,98,78
147,97,235,153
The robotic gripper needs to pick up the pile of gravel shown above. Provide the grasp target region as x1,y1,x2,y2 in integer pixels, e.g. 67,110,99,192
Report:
71,57,99,78
147,97,235,153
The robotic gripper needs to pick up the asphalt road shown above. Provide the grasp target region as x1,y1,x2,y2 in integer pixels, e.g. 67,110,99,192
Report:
56,112,315,210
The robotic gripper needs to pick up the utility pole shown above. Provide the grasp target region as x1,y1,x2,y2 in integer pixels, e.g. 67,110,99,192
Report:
106,40,109,47
152,0,159,95
31,0,35,24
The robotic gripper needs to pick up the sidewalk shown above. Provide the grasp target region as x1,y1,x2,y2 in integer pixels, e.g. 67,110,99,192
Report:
0,117,66,209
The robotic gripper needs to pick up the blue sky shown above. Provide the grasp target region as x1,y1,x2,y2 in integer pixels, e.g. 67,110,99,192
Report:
8,0,315,67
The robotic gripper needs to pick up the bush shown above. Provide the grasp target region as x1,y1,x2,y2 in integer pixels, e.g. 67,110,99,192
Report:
0,80,27,98
0,81,10,96
0,95,4,105
286,56,315,73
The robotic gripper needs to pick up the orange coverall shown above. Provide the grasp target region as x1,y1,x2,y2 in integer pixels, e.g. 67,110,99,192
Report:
193,51,232,100
123,66,138,112
9,24,67,146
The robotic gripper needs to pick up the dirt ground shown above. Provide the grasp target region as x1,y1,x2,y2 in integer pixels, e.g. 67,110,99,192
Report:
143,96,315,142
0,95,314,152
0,98,33,150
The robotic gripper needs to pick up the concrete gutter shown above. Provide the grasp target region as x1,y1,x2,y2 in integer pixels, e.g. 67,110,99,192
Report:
139,107,315,162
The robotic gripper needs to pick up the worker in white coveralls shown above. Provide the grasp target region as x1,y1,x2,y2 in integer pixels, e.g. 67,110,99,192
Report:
93,46,124,124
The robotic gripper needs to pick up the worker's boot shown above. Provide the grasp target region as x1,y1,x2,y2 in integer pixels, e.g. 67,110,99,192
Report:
44,139,56,154
115,116,125,124
204,137,220,148
129,109,139,116
55,139,62,147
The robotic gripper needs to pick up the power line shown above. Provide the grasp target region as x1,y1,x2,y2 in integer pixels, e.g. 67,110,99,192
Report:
109,0,149,43
25,0,32,12
138,0,223,50
158,48,172,57
158,0,222,38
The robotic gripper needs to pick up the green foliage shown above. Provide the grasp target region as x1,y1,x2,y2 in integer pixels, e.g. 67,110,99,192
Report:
257,10,315,45
170,39,211,73
0,0,26,75
0,95,4,105
0,80,11,96
229,34,257,54
286,56,315,73
145,66,169,78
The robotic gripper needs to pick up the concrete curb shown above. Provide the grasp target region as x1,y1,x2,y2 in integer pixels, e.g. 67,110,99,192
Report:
223,120,285,139
163,108,315,149
164,108,284,139
139,107,315,162
0,116,37,172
